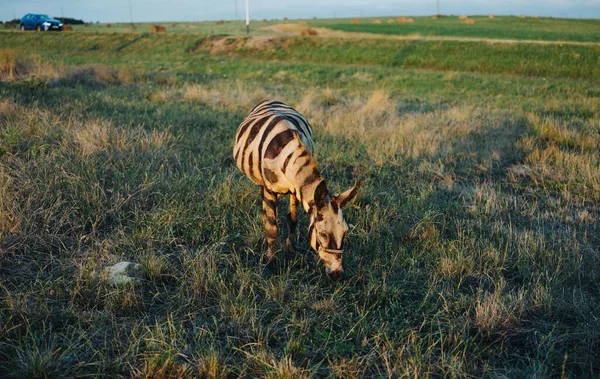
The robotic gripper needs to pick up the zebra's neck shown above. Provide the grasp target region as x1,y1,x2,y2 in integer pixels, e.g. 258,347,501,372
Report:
289,162,328,214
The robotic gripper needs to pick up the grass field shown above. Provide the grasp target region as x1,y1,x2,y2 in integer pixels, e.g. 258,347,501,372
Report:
320,16,600,43
1,16,599,377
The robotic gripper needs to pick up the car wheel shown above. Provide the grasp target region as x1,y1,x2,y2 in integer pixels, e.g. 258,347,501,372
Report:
20,24,26,31
36,24,41,32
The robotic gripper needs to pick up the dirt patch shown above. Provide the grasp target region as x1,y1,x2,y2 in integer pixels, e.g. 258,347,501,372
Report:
195,36,292,55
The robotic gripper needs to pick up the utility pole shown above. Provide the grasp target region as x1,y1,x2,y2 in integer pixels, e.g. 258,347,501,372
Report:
437,0,440,16
234,0,238,20
61,7,64,19
128,0,133,24
245,0,249,34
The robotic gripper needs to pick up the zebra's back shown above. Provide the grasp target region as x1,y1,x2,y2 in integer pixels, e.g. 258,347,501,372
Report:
233,100,315,192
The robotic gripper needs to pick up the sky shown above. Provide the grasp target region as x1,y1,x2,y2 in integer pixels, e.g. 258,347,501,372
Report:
2,0,599,23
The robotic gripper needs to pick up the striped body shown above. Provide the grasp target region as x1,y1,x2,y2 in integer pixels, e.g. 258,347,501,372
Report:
234,100,318,211
233,100,360,280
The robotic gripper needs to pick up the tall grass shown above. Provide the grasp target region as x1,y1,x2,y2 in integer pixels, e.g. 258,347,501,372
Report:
1,32,599,377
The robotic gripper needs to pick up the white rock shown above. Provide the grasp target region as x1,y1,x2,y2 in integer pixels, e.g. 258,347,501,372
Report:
102,261,143,286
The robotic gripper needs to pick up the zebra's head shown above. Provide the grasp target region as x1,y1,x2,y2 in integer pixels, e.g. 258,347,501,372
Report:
309,180,360,281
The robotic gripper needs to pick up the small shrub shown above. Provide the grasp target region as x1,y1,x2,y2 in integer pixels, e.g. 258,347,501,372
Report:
373,19,382,24
106,23,111,28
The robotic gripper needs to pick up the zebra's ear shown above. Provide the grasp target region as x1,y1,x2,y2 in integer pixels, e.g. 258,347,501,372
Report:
332,180,360,208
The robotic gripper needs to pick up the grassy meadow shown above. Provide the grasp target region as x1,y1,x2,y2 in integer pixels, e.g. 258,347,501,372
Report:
1,16,599,377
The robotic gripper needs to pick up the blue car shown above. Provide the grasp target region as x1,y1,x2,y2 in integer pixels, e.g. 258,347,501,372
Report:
20,14,63,31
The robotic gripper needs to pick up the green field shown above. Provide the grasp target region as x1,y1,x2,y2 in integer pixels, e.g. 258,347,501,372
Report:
1,17,599,377
320,16,600,42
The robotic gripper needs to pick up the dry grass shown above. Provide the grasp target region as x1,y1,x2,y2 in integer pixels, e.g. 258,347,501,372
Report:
475,281,526,334
489,14,495,19
63,25,73,32
0,49,61,81
459,15,468,20
373,19,382,25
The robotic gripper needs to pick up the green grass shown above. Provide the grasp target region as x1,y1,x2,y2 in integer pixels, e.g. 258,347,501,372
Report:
320,16,600,43
1,22,599,377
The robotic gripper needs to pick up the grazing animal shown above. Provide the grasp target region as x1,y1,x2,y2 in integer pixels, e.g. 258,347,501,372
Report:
233,100,360,281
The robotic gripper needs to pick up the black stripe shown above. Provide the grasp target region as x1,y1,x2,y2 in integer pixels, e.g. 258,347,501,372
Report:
247,152,258,182
294,154,312,173
236,117,261,144
249,99,271,114
264,168,278,183
265,129,295,160
263,198,277,210
284,115,310,142
282,152,294,174
256,116,284,175
243,114,273,151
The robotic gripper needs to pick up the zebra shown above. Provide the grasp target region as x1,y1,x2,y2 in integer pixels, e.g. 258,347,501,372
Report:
233,99,360,281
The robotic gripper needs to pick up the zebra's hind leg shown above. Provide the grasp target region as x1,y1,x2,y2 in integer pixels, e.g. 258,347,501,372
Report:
285,193,298,254
261,187,279,265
